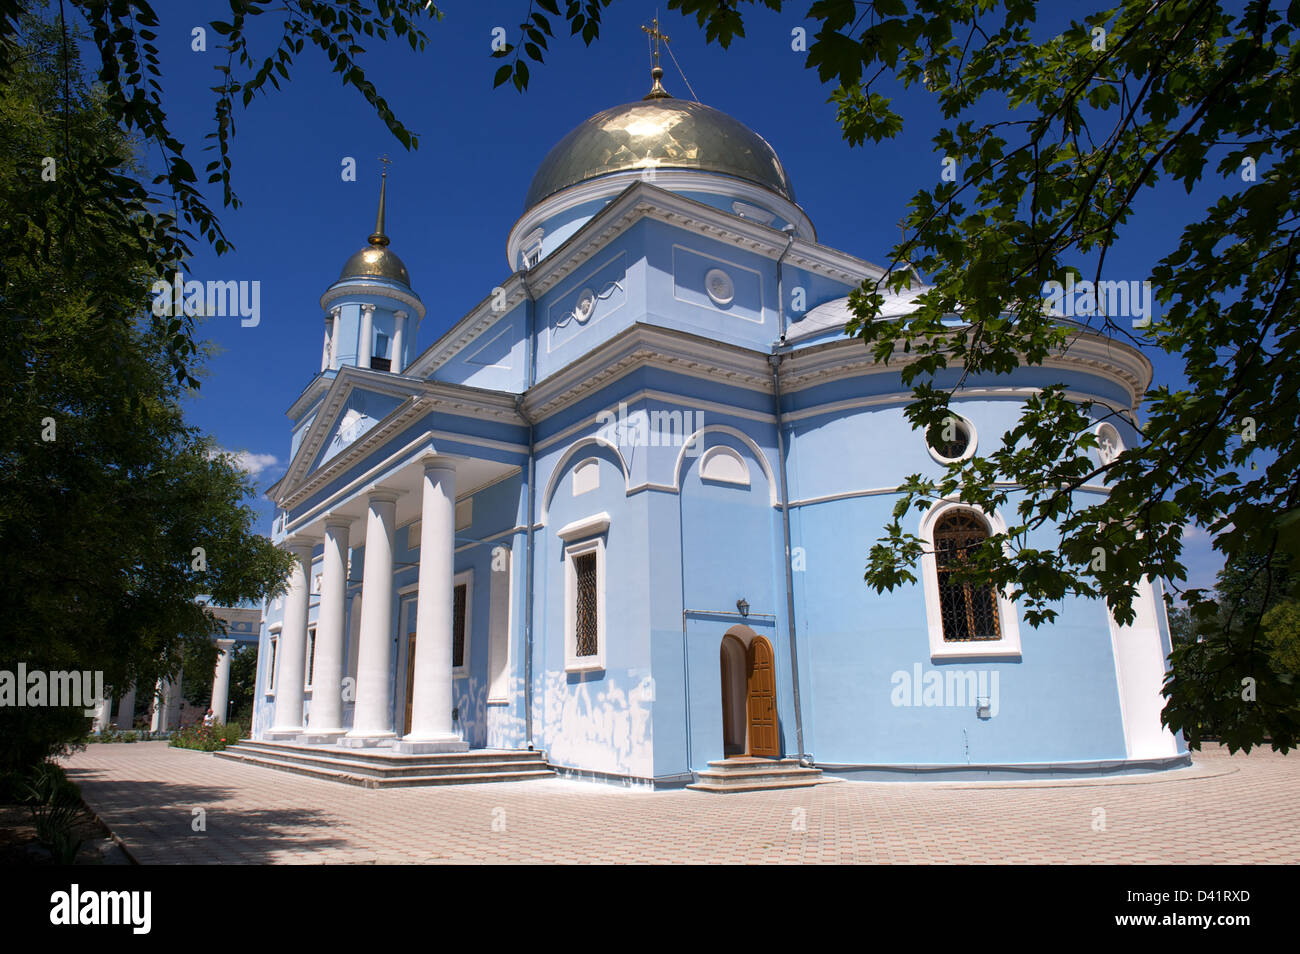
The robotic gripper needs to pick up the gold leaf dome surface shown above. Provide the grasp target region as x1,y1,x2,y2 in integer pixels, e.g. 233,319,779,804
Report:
524,96,796,211
338,243,411,287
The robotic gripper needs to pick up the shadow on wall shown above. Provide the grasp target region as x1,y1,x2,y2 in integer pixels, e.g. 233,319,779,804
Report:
541,669,654,776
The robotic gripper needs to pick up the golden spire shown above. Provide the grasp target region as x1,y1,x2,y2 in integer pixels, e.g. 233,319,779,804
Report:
641,16,671,99
369,156,391,248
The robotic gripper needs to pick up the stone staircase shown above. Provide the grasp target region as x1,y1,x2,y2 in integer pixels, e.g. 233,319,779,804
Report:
687,757,833,793
215,739,554,788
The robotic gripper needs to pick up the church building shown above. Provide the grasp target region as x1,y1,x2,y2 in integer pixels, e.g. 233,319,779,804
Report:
247,62,1188,787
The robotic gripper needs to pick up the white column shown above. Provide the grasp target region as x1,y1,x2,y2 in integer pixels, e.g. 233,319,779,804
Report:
149,678,164,732
151,675,181,732
392,310,407,373
329,306,342,370
268,538,314,738
210,638,237,723
92,696,112,734
1108,576,1182,760
113,687,135,729
321,319,331,372
305,516,352,739
402,459,468,752
344,489,400,744
358,304,375,369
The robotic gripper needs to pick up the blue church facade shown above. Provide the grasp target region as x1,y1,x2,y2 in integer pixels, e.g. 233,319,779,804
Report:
251,74,1188,785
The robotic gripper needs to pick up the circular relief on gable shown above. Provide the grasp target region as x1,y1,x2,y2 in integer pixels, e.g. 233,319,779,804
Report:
926,414,976,464
574,288,597,324
1096,422,1124,464
704,268,735,306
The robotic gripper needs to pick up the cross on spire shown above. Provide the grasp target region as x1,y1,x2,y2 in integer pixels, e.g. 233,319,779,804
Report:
641,15,672,99
642,15,670,70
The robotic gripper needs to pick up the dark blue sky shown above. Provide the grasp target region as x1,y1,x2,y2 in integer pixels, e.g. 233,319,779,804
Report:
127,1,1225,593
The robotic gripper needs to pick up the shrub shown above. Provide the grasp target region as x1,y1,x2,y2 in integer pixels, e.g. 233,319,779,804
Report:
169,721,242,752
22,761,85,864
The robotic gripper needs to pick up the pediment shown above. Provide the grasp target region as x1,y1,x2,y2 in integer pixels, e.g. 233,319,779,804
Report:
276,368,423,501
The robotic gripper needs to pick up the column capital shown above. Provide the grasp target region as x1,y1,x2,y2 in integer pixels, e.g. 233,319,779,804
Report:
394,309,408,320
330,304,342,318
282,534,318,553
366,485,402,505
215,637,237,650
419,454,457,474
323,512,356,531
360,302,377,315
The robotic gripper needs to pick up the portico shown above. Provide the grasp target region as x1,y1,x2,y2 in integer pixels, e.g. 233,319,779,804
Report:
265,434,521,752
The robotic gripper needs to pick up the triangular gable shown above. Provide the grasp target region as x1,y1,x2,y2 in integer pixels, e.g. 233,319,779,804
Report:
276,367,423,501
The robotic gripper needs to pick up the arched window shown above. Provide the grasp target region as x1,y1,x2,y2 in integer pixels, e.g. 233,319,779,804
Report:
933,510,1001,642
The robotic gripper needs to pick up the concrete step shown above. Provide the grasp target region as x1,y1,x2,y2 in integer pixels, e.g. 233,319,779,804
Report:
233,739,544,766
687,777,827,793
224,742,546,778
216,741,554,787
215,751,554,788
688,756,832,793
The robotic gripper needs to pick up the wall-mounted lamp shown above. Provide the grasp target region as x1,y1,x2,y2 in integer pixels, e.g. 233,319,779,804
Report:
736,598,750,617
976,698,992,720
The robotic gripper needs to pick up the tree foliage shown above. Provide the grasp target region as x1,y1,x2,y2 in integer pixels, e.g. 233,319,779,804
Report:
0,13,293,774
0,0,442,388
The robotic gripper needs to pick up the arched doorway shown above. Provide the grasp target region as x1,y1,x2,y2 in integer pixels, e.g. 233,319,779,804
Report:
718,628,780,759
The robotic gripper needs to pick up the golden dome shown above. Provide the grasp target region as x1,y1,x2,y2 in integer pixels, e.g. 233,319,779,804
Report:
339,243,411,286
338,170,412,287
524,83,795,210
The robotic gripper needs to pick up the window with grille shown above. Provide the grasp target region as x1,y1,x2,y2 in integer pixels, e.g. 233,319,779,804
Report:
928,417,973,462
574,551,598,657
452,583,467,669
268,635,278,692
933,510,1001,642
305,628,316,687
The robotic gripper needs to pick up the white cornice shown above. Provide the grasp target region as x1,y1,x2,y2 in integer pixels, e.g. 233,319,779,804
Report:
779,329,1150,410
506,170,819,268
319,279,426,319
521,324,773,421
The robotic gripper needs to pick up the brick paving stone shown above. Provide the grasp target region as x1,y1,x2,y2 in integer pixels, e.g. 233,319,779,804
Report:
59,741,1298,864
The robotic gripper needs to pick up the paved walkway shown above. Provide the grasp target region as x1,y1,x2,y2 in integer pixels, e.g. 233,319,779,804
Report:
62,742,1297,863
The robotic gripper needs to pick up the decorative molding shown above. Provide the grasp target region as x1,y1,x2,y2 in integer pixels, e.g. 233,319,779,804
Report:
320,279,426,319
556,512,610,542
523,324,773,422
506,172,821,268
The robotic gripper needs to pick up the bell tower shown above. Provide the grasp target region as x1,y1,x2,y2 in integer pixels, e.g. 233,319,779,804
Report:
319,163,425,374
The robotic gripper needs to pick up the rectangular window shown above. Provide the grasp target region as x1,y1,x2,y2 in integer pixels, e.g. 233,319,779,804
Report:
451,569,473,679
574,552,598,657
305,628,316,687
452,583,467,669
561,530,606,673
268,633,279,694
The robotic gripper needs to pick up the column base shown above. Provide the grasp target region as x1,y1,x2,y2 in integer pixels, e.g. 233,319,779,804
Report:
299,730,346,744
339,732,398,749
397,735,469,754
264,728,304,741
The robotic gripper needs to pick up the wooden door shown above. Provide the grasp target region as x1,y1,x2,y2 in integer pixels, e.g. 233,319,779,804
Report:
403,632,417,735
746,637,779,757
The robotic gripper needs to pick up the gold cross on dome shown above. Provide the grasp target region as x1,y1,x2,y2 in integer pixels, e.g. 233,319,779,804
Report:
642,16,670,70
378,154,392,177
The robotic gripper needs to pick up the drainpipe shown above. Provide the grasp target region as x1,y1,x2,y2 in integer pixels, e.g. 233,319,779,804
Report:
772,225,809,765
517,267,538,749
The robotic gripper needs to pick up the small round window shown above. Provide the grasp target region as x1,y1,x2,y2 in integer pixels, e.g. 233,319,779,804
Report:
927,415,975,463
1096,422,1123,464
